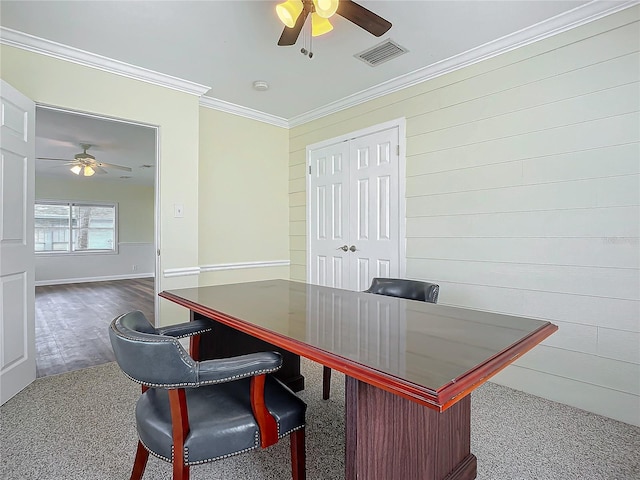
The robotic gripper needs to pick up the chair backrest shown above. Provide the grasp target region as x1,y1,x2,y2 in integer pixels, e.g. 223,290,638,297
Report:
109,310,198,388
365,278,439,304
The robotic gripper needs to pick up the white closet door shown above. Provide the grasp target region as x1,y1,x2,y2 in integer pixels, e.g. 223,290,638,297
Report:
348,127,400,291
308,124,401,291
308,141,351,289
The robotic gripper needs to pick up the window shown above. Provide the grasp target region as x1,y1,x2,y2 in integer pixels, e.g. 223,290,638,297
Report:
35,201,117,254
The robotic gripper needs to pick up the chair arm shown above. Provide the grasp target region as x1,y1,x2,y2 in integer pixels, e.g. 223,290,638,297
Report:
196,351,282,385
251,374,278,448
157,318,214,338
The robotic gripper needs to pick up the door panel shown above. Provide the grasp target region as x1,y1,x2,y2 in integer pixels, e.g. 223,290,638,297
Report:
309,125,400,292
1,80,36,405
309,142,350,288
349,127,400,291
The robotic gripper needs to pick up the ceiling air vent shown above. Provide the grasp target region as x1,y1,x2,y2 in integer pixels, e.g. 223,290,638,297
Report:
355,39,408,67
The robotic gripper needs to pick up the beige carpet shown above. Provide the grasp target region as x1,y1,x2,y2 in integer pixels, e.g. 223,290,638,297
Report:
1,359,638,479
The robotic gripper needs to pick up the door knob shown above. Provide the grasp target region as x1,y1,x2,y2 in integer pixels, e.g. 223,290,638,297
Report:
337,245,348,252
349,245,357,252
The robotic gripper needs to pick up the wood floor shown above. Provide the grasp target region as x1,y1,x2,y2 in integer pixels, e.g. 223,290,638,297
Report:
35,278,155,378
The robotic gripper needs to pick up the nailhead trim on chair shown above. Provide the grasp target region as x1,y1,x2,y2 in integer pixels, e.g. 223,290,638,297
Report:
119,366,282,389
113,323,196,365
140,419,306,466
184,431,261,466
144,431,262,466
114,320,282,387
140,404,305,466
140,438,172,464
195,366,282,386
166,327,213,339
183,425,307,466
278,424,305,440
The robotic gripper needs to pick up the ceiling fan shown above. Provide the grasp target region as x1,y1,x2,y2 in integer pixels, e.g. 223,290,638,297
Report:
37,144,132,177
276,0,392,46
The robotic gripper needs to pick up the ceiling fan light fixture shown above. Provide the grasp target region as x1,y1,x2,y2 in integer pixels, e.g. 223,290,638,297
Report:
312,0,339,18
83,166,95,177
311,12,333,36
71,165,82,175
276,0,304,28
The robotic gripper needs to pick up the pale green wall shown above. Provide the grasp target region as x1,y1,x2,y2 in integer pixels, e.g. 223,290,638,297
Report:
287,7,640,426
4,6,637,425
198,107,290,284
1,44,200,324
36,176,154,243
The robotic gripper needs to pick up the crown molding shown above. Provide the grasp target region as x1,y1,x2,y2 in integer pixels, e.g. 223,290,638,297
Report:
199,96,289,128
288,0,639,128
1,0,636,126
0,27,211,97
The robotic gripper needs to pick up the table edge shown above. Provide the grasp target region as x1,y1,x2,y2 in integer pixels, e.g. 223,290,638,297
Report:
159,289,557,411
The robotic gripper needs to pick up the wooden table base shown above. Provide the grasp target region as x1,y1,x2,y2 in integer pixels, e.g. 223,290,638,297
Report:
194,312,305,392
345,376,477,480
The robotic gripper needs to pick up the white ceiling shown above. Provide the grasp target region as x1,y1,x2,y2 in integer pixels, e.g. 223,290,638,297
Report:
1,0,630,185
34,107,157,186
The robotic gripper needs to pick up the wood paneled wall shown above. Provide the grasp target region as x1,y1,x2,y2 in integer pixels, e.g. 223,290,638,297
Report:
288,7,640,425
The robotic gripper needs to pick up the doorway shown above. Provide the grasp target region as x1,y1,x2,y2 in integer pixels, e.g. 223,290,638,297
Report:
34,106,159,376
307,119,406,291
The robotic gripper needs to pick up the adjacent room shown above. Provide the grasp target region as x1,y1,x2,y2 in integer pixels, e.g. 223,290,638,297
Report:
1,1,638,480
33,107,156,377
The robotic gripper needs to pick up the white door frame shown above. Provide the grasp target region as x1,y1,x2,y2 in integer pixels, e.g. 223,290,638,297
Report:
305,117,407,284
33,104,161,325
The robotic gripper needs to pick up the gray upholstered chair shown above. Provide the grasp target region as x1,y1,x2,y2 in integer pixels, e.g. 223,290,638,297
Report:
364,277,439,303
322,278,439,400
109,311,306,480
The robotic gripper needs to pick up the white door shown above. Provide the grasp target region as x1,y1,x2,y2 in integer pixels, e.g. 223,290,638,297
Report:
308,124,401,291
1,80,36,405
348,128,400,291
308,141,350,288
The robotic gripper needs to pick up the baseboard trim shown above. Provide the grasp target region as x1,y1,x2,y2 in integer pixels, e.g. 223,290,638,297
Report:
35,273,154,287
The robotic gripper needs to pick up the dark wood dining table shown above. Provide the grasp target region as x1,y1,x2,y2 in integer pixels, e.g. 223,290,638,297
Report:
160,279,557,480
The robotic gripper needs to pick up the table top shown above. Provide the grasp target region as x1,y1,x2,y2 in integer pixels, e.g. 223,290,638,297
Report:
160,279,557,410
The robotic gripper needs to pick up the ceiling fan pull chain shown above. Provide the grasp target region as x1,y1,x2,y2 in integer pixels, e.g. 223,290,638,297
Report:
300,13,313,58
300,14,307,56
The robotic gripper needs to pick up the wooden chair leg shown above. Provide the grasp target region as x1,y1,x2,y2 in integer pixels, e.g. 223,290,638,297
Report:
169,389,190,480
190,334,201,361
130,441,149,480
172,460,189,480
322,366,332,400
290,427,306,480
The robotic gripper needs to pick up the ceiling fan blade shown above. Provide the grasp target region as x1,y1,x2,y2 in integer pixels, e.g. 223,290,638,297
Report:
95,165,109,175
277,8,310,46
336,0,392,37
97,162,132,172
36,157,72,162
48,163,78,167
